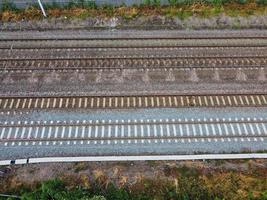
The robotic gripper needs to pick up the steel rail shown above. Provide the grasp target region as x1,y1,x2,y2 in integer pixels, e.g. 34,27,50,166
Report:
1,35,267,41
0,93,266,99
0,48,265,59
1,45,267,50
1,63,265,72
1,118,266,127
1,134,266,143
1,66,265,72
0,55,266,61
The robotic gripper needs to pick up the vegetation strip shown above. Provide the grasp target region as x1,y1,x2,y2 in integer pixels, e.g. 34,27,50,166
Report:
1,160,266,200
1,0,267,22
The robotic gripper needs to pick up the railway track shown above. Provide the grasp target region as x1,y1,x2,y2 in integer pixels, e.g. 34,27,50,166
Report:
2,35,267,41
0,94,267,111
1,45,267,49
1,56,266,72
1,39,267,49
0,118,266,146
1,47,266,57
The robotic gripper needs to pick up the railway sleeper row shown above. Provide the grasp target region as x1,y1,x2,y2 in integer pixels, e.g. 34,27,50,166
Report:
0,94,267,110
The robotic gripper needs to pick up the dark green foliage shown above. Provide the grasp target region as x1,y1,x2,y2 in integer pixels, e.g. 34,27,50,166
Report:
141,0,161,6
67,0,97,9
1,0,18,12
236,0,247,4
105,184,131,200
152,0,161,6
256,0,267,5
168,0,178,6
